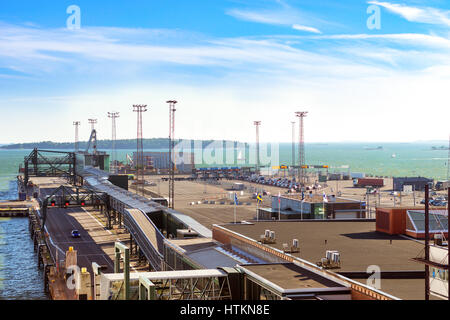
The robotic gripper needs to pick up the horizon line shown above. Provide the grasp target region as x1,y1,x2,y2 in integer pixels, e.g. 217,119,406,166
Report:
1,138,448,146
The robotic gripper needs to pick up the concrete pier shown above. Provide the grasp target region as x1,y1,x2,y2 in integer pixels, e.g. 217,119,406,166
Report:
0,200,33,217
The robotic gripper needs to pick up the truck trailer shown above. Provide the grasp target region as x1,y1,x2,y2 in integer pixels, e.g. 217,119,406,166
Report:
353,178,384,188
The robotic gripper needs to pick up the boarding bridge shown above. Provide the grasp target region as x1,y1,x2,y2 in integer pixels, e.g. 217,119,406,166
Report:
79,167,211,271
95,268,233,300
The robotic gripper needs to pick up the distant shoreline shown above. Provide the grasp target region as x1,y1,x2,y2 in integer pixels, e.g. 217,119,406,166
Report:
0,138,246,150
0,140,447,150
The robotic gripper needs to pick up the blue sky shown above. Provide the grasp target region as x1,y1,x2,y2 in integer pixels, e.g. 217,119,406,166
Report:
0,0,449,143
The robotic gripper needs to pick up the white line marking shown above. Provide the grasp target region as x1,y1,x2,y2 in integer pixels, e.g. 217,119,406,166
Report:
81,208,113,235
81,208,139,273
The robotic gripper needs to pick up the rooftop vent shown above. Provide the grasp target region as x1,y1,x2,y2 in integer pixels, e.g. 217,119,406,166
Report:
259,229,276,244
283,238,300,254
318,250,341,269
434,234,443,246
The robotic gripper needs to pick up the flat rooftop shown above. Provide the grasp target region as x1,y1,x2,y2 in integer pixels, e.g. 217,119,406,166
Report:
240,263,346,292
221,220,434,299
223,220,424,272
352,278,441,300
167,238,218,253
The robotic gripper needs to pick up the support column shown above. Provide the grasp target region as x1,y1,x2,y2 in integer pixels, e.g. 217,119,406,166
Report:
114,242,130,300
139,276,156,300
130,233,133,255
114,250,121,274
107,208,112,230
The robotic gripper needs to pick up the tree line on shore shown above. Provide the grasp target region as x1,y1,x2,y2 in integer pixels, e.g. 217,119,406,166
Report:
0,138,243,150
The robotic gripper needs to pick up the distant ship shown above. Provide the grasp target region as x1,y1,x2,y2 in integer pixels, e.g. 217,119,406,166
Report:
431,146,449,150
364,146,383,150
391,153,397,158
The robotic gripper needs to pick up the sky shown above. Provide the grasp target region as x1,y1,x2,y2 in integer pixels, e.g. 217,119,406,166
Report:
0,0,449,144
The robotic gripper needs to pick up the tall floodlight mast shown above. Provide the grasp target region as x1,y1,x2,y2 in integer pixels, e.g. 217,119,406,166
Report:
133,105,147,196
254,121,261,175
291,121,296,168
167,100,178,209
88,119,97,132
108,112,120,174
295,111,308,186
447,134,450,181
73,121,81,152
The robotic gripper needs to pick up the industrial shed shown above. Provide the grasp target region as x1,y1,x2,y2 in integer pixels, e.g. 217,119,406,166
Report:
393,177,433,192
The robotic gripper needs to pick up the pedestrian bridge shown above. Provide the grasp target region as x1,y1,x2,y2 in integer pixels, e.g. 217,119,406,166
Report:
79,166,211,271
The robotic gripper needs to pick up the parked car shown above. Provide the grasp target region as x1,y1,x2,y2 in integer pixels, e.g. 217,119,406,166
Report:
431,200,447,206
71,230,80,238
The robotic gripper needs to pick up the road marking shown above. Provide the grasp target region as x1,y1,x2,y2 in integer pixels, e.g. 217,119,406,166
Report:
81,208,139,273
82,207,113,235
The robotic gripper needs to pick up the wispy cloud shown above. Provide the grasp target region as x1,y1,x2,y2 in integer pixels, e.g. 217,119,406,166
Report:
3,20,450,79
369,1,450,27
0,22,390,79
226,8,291,25
292,24,321,34
226,5,321,34
314,33,450,48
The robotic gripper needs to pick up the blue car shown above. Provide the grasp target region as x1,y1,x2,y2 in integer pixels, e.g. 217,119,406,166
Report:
71,230,80,238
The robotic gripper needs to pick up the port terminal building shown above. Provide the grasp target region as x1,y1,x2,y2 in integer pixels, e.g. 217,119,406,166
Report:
132,152,195,173
258,194,366,220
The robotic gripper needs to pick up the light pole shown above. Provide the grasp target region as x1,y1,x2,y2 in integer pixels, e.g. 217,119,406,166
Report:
254,121,261,175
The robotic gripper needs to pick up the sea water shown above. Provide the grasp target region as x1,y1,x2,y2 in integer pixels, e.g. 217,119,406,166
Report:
0,151,47,300
0,142,447,183
123,142,448,180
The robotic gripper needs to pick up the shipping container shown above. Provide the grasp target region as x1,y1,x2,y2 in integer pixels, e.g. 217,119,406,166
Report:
353,178,384,188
